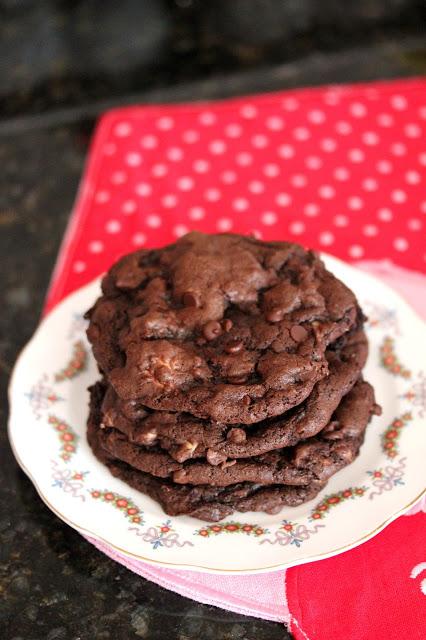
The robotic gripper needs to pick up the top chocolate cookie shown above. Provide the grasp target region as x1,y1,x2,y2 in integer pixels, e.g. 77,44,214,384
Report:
86,232,359,424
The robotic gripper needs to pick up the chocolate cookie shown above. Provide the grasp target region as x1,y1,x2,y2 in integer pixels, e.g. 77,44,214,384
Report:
92,379,377,487
88,407,325,522
86,232,360,424
98,327,368,463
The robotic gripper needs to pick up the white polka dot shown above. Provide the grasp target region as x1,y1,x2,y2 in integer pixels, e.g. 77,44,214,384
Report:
251,134,269,148
236,152,253,166
319,185,336,199
248,180,265,194
405,170,421,185
278,144,295,159
114,122,132,137
233,198,249,211
377,208,393,222
266,116,284,131
263,163,280,177
391,143,407,157
289,221,305,235
225,123,243,138
122,200,137,215
363,224,378,237
391,95,407,111
307,110,326,124
146,214,162,228
362,178,378,192
323,91,340,106
276,192,292,207
407,218,422,231
319,231,335,246
157,116,174,130
221,170,237,184
205,188,221,202
391,189,407,203
376,160,393,174
151,164,168,177
125,152,142,167
132,232,146,246
281,98,299,111
103,143,116,155
162,194,178,208
105,219,121,234
293,127,310,141
182,130,199,144
95,190,110,204
209,140,227,154
240,104,257,119
193,159,210,173
348,245,364,258
350,102,367,117
261,212,278,226
393,237,409,251
333,214,349,227
348,196,364,210
405,123,422,138
140,135,158,149
304,203,319,217
73,260,86,273
199,111,216,126
421,201,426,214
418,153,426,166
88,240,104,254
167,147,184,161
321,138,337,152
216,217,233,232
335,121,352,135
305,156,323,170
362,131,380,146
348,148,365,163
377,113,394,127
111,171,127,184
189,207,205,221
419,106,426,119
177,176,194,191
173,224,189,238
291,174,307,188
334,167,350,181
135,182,152,197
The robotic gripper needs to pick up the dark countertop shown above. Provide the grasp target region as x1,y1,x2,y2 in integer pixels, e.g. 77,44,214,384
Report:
1,23,426,639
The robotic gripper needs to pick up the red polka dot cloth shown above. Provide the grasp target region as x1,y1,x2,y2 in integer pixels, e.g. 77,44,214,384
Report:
44,78,426,640
46,77,426,310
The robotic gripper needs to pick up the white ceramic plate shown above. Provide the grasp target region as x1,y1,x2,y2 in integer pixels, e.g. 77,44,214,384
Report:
8,255,426,574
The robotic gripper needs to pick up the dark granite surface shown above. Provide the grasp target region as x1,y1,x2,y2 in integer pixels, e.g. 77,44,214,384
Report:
1,4,426,636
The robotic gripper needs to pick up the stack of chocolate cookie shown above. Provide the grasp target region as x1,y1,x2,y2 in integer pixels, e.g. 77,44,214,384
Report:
86,232,380,522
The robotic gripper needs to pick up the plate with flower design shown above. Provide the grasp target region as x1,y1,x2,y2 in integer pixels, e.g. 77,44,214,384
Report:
8,255,426,573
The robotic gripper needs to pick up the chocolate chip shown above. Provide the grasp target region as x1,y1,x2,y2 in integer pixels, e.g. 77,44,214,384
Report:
223,319,233,332
227,428,246,443
229,375,248,384
225,340,244,354
266,308,284,323
173,469,188,483
242,395,251,406
182,291,199,307
221,459,237,470
290,324,308,342
206,449,227,466
203,320,222,341
372,403,382,416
